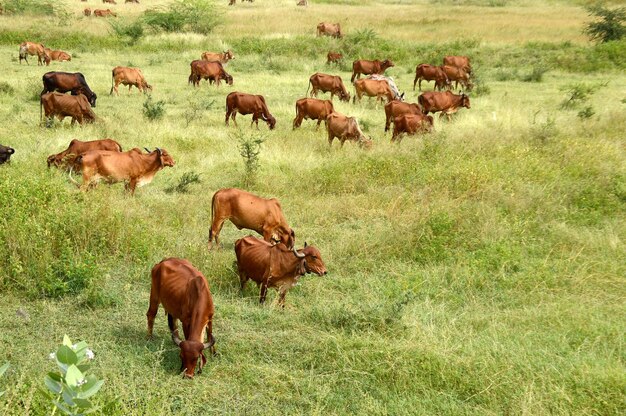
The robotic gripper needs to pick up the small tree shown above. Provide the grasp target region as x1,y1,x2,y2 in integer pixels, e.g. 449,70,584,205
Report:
236,131,265,187
584,5,626,43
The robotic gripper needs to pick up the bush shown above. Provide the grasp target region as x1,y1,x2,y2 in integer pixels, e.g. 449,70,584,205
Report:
560,83,596,109
109,19,145,46
0,82,15,95
142,96,166,121
584,5,626,43
164,171,201,194
520,65,548,82
236,131,265,187
143,0,222,35
0,0,54,15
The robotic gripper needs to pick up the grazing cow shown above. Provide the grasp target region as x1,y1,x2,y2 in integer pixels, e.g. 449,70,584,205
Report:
326,52,342,65
418,91,471,121
84,8,91,16
70,147,174,194
317,22,342,38
19,42,49,66
40,93,95,125
94,9,117,17
235,236,327,307
189,60,233,87
443,55,472,75
413,64,450,91
353,78,402,105
391,114,434,142
41,72,98,107
44,48,72,63
110,66,152,95
326,112,372,149
297,0,307,6
147,258,216,379
441,65,472,91
125,0,140,3
351,59,394,83
293,98,334,130
225,92,276,130
307,73,350,103
0,145,15,165
102,0,116,3
201,50,234,64
208,188,295,250
47,138,122,169
384,100,423,132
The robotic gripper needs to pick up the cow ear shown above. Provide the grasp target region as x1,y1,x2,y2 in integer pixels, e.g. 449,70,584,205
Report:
8,148,15,154
304,241,308,248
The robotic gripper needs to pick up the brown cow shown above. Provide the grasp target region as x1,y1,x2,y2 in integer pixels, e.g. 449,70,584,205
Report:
353,78,400,105
0,145,15,165
225,92,276,130
110,66,152,95
147,258,216,379
307,73,350,103
189,60,233,87
317,22,342,38
208,188,295,250
84,8,92,16
200,50,235,64
413,64,450,91
293,98,334,130
235,236,327,307
44,48,71,62
418,91,471,121
94,9,117,17
297,0,307,6
384,100,423,132
47,138,122,169
40,93,95,125
441,65,472,91
351,59,394,83
19,42,49,66
102,0,116,4
443,55,472,75
326,52,342,65
125,0,139,3
391,114,434,142
42,72,98,107
326,112,372,149
70,147,175,194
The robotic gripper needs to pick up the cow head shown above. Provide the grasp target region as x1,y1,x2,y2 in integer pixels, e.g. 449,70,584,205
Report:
460,93,471,109
0,145,15,165
88,92,97,108
339,90,351,103
154,148,175,167
224,50,234,61
359,137,373,149
263,114,276,130
223,73,234,86
172,331,215,379
294,243,328,276
142,82,153,93
382,60,395,70
272,227,295,250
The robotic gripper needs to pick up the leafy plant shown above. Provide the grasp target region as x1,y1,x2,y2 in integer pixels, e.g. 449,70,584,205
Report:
43,335,104,416
584,5,626,43
142,96,166,121
183,98,214,127
577,106,595,119
143,0,222,35
236,131,265,187
560,83,596,109
0,0,54,15
520,65,548,82
109,19,145,46
530,113,558,143
165,171,201,194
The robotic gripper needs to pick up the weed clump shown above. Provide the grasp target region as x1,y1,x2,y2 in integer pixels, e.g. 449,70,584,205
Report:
584,5,626,43
165,171,201,194
142,96,166,121
236,130,265,187
143,0,222,35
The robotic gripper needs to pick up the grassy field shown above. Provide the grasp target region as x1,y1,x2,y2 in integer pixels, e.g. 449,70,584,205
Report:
0,0,625,414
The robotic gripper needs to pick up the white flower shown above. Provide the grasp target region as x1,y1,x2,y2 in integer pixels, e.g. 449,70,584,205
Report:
76,378,87,387
49,352,56,360
71,343,78,351
85,349,95,360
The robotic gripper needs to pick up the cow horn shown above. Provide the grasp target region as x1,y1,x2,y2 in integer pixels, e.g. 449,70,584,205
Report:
293,246,305,258
156,147,162,156
203,334,215,350
144,147,151,153
171,331,182,346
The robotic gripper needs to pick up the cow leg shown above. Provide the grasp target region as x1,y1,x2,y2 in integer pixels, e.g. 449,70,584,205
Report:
167,313,179,336
413,75,418,91
225,109,232,126
239,269,248,293
293,114,302,130
278,286,288,309
127,178,137,196
231,112,238,126
418,79,422,91
259,284,268,304
146,291,160,339
209,217,226,249
316,118,322,130
205,324,216,356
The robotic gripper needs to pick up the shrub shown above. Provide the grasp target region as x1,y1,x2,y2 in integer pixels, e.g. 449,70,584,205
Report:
143,0,222,35
520,65,548,82
529,113,558,143
109,19,145,46
577,106,595,119
164,171,201,194
0,0,54,15
236,131,265,187
560,83,596,109
142,96,166,121
584,5,626,43
0,82,15,95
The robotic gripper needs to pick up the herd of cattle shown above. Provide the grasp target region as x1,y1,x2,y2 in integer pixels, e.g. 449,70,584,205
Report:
2,20,476,377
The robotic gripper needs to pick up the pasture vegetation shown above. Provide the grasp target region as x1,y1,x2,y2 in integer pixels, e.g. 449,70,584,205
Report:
0,0,624,414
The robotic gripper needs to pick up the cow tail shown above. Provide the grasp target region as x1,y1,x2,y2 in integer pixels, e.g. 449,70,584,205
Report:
109,69,114,95
306,79,311,97
209,192,216,240
39,96,42,121
68,162,81,188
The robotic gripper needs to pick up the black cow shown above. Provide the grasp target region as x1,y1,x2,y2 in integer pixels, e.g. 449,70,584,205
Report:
41,72,98,107
0,145,15,165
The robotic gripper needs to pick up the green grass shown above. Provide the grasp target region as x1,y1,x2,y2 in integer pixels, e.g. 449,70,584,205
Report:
0,1,625,414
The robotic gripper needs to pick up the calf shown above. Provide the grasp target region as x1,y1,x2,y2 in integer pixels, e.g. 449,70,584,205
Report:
201,50,234,64
40,93,95,125
317,22,342,38
441,65,472,91
235,236,327,307
413,64,450,91
110,66,152,95
147,258,216,378
326,112,372,149
47,138,122,169
326,52,342,65
307,73,350,102
293,98,334,130
353,78,400,105
208,188,295,250
189,60,233,87
351,59,394,83
19,42,49,66
70,147,175,194
0,145,15,165
418,91,471,121
44,49,71,63
443,55,472,75
225,92,276,130
391,114,434,142
84,8,92,16
94,9,117,17
384,100,423,132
